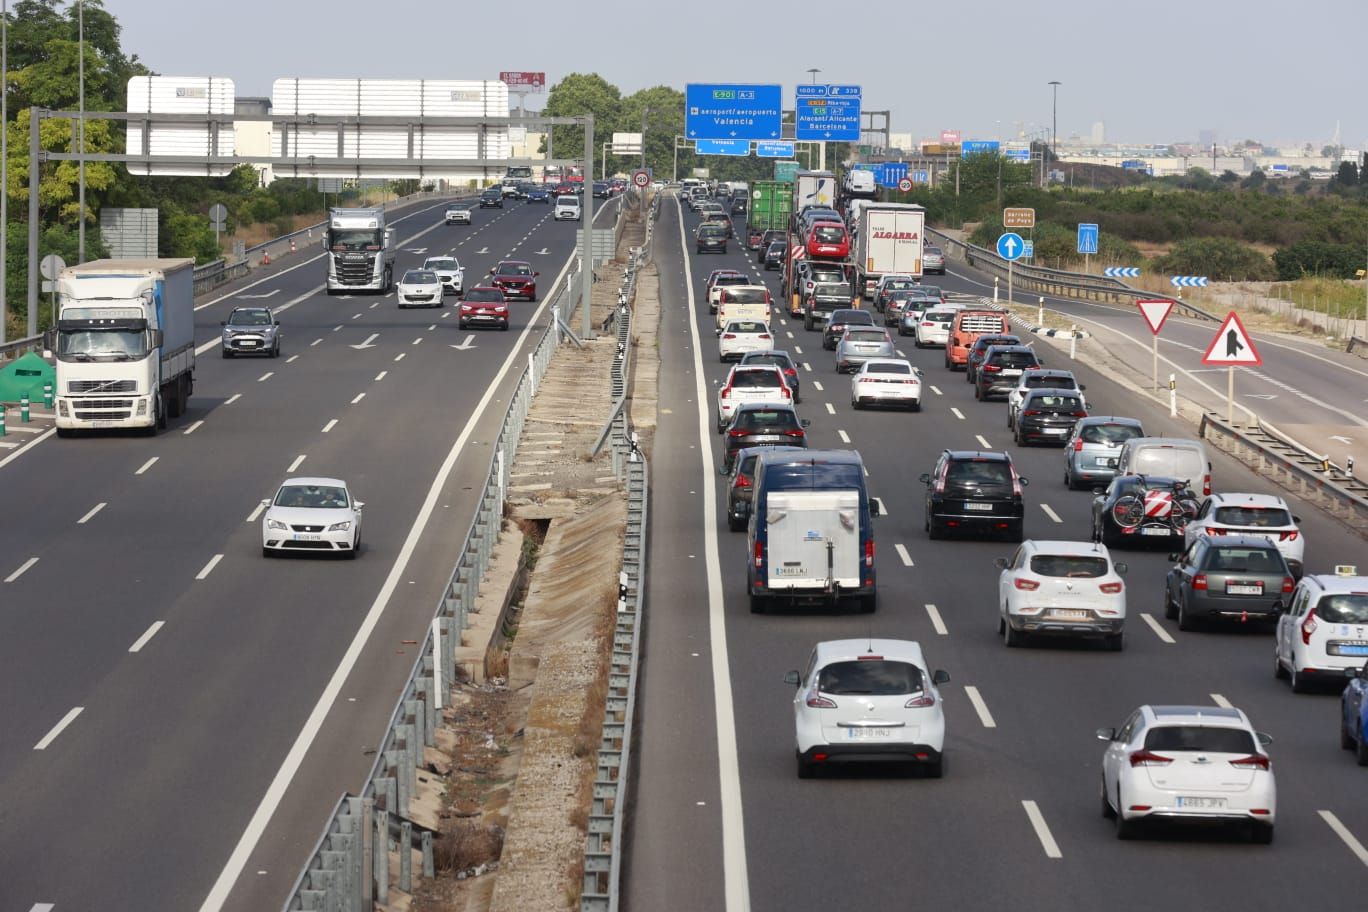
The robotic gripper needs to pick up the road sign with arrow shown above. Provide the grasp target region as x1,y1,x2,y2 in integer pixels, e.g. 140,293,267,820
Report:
996,232,1024,261
1202,311,1262,366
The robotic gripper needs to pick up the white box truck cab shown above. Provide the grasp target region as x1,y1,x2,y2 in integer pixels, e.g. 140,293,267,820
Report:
50,258,197,435
325,207,395,294
747,449,880,614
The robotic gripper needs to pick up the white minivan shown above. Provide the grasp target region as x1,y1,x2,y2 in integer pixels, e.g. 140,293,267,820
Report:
1115,437,1211,496
554,195,582,221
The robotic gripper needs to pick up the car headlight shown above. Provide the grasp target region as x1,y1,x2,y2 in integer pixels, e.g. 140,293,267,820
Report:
266,519,288,531
327,521,352,532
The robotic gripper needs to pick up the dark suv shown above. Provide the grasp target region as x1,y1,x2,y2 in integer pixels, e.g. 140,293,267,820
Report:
480,188,504,208
974,345,1042,401
721,403,810,473
965,334,1022,383
696,224,728,254
758,228,787,259
920,450,1029,541
823,309,876,350
1013,388,1088,446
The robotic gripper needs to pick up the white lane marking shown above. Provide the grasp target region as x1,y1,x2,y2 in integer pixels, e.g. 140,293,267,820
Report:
930,385,942,396
1140,613,1175,644
370,301,380,309
1040,503,1063,523
925,603,948,635
287,455,307,472
440,311,451,319
427,324,436,331
375,371,388,381
838,429,851,443
870,496,886,516
1210,693,1233,709
0,427,54,467
812,381,824,391
894,543,914,566
321,419,338,433
785,331,793,338
310,338,322,347
257,372,274,382
802,362,812,372
951,407,966,420
412,337,423,345
183,420,205,436
671,195,751,912
29,904,56,912
5,557,39,583
825,403,835,415
351,393,366,405
196,210,583,912
135,457,159,475
77,502,107,524
196,554,224,580
1319,810,1368,868
225,394,242,405
246,502,268,523
128,621,165,653
286,355,299,364
793,345,803,355
393,353,406,362
332,325,342,332
976,434,991,448
1022,800,1062,859
896,349,906,358
350,313,361,320
963,686,997,729
33,707,83,750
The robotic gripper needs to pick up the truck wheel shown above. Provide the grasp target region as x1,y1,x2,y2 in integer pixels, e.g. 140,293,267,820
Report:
858,593,877,614
56,427,73,438
155,394,167,430
749,591,765,614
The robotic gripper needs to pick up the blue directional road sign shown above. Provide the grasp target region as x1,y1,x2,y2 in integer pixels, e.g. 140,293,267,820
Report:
1104,267,1141,278
997,232,1025,261
795,95,861,141
685,83,782,140
755,140,795,158
1077,223,1099,255
1004,146,1031,163
876,162,910,188
1022,240,1035,259
695,139,752,156
961,140,1001,157
1171,275,1209,288
795,85,827,98
827,85,862,97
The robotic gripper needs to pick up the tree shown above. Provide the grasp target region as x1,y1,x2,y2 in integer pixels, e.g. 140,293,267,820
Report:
613,85,683,181
1218,170,1239,184
1332,161,1358,187
1153,237,1275,281
539,73,622,173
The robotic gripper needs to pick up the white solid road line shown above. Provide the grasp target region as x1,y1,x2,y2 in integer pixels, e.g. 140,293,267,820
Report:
196,554,225,580
246,502,267,523
77,502,106,525
825,403,835,415
963,686,998,728
1210,693,1233,708
183,420,205,436
1022,800,1063,859
894,543,914,567
1319,810,1368,868
924,603,948,635
197,212,584,912
135,457,159,476
33,707,84,750
0,427,54,469
838,429,851,443
29,904,56,911
128,621,166,653
351,393,366,405
287,455,307,473
976,434,991,448
321,419,339,433
1140,613,1176,644
225,394,242,405
375,371,388,382
1040,503,1063,523
5,557,39,583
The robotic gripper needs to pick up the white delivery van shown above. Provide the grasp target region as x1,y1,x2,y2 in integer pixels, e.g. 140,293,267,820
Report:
1115,437,1212,496
715,285,773,334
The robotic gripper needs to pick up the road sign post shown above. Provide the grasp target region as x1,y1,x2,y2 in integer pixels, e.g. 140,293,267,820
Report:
1201,311,1262,422
1137,299,1176,392
996,232,1024,303
1077,223,1098,271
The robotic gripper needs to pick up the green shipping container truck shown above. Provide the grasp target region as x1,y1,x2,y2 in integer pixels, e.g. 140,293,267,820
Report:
746,181,794,250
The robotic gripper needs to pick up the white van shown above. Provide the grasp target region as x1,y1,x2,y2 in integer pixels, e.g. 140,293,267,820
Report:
715,285,773,334
554,195,582,221
844,169,877,197
1115,437,1212,496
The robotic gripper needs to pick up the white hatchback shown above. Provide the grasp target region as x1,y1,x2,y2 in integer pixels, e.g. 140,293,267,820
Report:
785,638,950,778
396,269,442,308
554,195,582,221
1185,493,1304,578
996,539,1127,650
718,320,774,363
715,363,789,432
1098,705,1275,843
261,477,363,558
1274,565,1368,692
851,358,922,410
914,307,959,348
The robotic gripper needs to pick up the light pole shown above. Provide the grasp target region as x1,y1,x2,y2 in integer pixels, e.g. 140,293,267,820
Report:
78,0,85,263
2,0,8,344
1047,80,1061,175
804,69,823,172
640,106,650,170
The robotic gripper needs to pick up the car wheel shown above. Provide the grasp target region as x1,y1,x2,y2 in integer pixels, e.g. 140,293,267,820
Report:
459,319,467,329
1357,725,1368,766
262,547,272,558
858,594,876,614
728,514,745,533
1006,521,1024,543
927,517,943,540
1105,632,1125,652
749,591,765,614
222,349,232,359
796,753,814,779
1065,468,1077,490
1004,619,1024,648
1100,777,1116,819
1250,824,1274,845
271,342,280,358
925,752,944,779
974,384,983,401
851,398,861,410
1115,798,1140,840
1177,594,1198,632
1274,652,1289,680
1164,585,1178,620
911,400,921,412
1007,411,1014,430
1290,663,1312,694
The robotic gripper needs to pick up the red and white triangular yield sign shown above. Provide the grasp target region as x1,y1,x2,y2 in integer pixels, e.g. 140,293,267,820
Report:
1136,298,1175,335
1201,311,1262,366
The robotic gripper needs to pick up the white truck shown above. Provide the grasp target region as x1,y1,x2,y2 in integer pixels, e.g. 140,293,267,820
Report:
852,202,926,299
792,170,837,223
50,258,196,435
325,207,395,294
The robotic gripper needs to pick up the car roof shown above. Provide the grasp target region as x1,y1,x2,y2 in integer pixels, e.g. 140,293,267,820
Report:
230,306,271,314
1122,436,1204,448
466,285,504,293
1022,539,1113,557
985,344,1036,355
814,638,927,666
1078,416,1143,426
741,349,792,360
1301,568,1368,594
1142,705,1250,728
829,309,870,318
1206,492,1289,509
945,449,1012,462
496,260,532,268
280,476,347,488
1204,534,1285,551
859,357,912,369
1022,368,1074,378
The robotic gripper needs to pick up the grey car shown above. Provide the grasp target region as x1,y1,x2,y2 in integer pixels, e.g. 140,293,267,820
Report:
221,306,280,358
1064,416,1146,490
835,327,896,374
1164,535,1293,631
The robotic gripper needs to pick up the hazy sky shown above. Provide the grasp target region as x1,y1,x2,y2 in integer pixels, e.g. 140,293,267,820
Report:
107,0,1360,149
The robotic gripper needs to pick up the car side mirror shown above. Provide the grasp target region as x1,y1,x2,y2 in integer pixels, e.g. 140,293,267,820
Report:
1096,727,1117,742
783,670,801,687
1114,562,1128,575
1093,487,1107,496
1255,732,1273,747
993,557,1009,570
869,499,881,517
1079,384,1087,391
801,419,811,428
932,669,950,685
1018,477,1029,486
535,272,540,277
220,320,226,326
918,473,931,484
1168,552,1181,562
260,499,271,506
355,501,365,509
1292,515,1301,524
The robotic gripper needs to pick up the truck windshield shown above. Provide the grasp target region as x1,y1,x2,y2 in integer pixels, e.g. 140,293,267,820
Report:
57,327,148,361
328,229,381,251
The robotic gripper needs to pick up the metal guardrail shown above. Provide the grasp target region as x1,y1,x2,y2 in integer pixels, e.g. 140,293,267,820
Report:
1348,336,1368,356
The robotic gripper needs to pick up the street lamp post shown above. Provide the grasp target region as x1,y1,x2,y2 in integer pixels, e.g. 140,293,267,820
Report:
78,0,85,263
2,0,8,344
804,68,823,172
1047,80,1061,180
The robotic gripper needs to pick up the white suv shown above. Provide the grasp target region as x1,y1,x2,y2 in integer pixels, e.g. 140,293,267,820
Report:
1185,493,1304,578
554,195,582,221
996,539,1128,650
1274,565,1368,692
785,638,950,778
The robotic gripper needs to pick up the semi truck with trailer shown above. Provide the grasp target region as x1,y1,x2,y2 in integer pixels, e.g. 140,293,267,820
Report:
851,202,926,299
746,180,794,250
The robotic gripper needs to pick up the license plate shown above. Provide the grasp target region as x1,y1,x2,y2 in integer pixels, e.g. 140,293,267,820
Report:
1096,457,1118,467
1140,526,1170,536
964,502,994,511
843,727,895,740
293,533,322,542
1002,369,1022,377
774,566,806,577
1176,796,1226,809
1049,609,1090,619
91,420,119,428
1043,427,1067,434
1226,582,1264,595
240,340,258,347
1336,644,1368,656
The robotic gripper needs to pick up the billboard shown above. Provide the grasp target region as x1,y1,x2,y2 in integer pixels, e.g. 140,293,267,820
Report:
499,71,546,91
126,76,237,176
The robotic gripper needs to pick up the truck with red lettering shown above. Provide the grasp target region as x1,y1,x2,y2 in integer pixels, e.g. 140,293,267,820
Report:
851,202,927,299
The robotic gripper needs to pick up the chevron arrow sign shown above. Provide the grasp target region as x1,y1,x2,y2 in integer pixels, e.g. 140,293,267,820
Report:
1170,275,1209,288
1104,267,1141,278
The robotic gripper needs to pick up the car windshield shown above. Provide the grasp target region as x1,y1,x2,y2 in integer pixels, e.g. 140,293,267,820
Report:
884,279,916,293
229,310,271,326
945,460,1012,488
845,329,886,343
56,327,148,360
1204,547,1283,573
1212,506,1292,527
1026,374,1076,389
275,485,349,508
425,258,458,270
403,271,436,284
1030,555,1108,578
1144,726,1255,754
499,264,532,276
867,362,911,375
975,336,1018,352
483,189,500,196
738,409,799,430
700,226,726,237
1027,394,1082,411
728,321,767,334
767,242,786,254
745,354,788,368
919,286,943,298
924,311,955,324
1317,594,1368,624
925,246,943,256
730,369,781,388
814,226,845,242
818,660,924,696
832,311,873,326
1082,423,1142,445
464,290,504,303
991,351,1041,368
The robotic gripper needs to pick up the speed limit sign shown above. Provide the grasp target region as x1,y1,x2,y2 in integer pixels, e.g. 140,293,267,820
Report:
632,169,650,188
897,176,914,192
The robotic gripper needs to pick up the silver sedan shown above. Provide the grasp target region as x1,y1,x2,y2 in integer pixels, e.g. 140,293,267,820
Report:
835,327,896,373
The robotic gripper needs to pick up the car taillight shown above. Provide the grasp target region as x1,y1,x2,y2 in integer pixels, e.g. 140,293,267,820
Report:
753,539,765,570
721,387,732,399
1100,582,1124,594
734,474,752,488
782,428,805,437
1073,438,1085,452
758,334,771,340
784,368,797,377
1278,530,1298,541
1014,578,1040,591
1071,411,1088,418
1205,527,1227,535
722,333,736,339
1229,754,1270,771
1301,609,1318,644
1203,474,1211,497
806,689,837,709
905,693,936,708
1192,573,1208,591
1022,409,1041,417
805,282,814,291
864,539,874,568
1128,750,1173,767
922,321,933,327
728,428,748,437
1280,576,1294,594
983,364,1001,373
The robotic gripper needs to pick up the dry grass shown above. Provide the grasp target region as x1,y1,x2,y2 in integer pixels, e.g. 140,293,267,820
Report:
435,818,505,873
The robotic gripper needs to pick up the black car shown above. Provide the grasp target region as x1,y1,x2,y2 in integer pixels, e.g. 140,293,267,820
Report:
696,224,728,254
726,446,807,531
480,188,503,208
974,345,1042,401
731,195,748,215
965,334,1022,383
592,181,611,198
739,349,802,403
721,403,809,473
1013,388,1087,446
1091,474,1200,547
823,309,876,350
920,450,1028,541
758,229,787,260
763,240,786,271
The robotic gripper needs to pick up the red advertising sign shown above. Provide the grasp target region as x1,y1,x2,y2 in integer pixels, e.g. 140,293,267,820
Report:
499,72,546,91
940,130,961,145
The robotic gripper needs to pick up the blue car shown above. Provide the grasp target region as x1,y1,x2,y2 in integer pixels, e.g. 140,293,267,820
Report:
1340,662,1368,765
526,187,551,204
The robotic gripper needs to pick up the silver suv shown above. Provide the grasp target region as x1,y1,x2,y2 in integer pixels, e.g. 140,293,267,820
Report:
221,306,280,358
1063,416,1145,490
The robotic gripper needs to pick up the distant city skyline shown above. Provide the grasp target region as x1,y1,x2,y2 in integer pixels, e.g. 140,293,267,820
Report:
106,0,1362,150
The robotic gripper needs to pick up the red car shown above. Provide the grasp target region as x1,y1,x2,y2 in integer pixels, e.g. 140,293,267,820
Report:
805,220,850,259
488,261,539,301
552,182,577,196
458,287,510,330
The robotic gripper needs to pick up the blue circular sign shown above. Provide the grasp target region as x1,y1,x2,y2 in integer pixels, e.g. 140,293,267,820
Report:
996,232,1025,261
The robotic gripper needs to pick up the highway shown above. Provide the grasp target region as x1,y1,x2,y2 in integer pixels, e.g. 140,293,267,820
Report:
625,195,1368,910
0,191,614,912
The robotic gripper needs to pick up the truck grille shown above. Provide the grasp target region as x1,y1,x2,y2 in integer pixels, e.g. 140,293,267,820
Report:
336,255,376,284
68,379,136,394
73,399,133,420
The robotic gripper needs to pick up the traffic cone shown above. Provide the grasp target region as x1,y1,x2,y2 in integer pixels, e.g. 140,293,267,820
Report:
262,249,271,266
290,238,297,253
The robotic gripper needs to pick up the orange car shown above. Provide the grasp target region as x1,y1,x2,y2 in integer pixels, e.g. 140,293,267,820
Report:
945,309,1010,370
